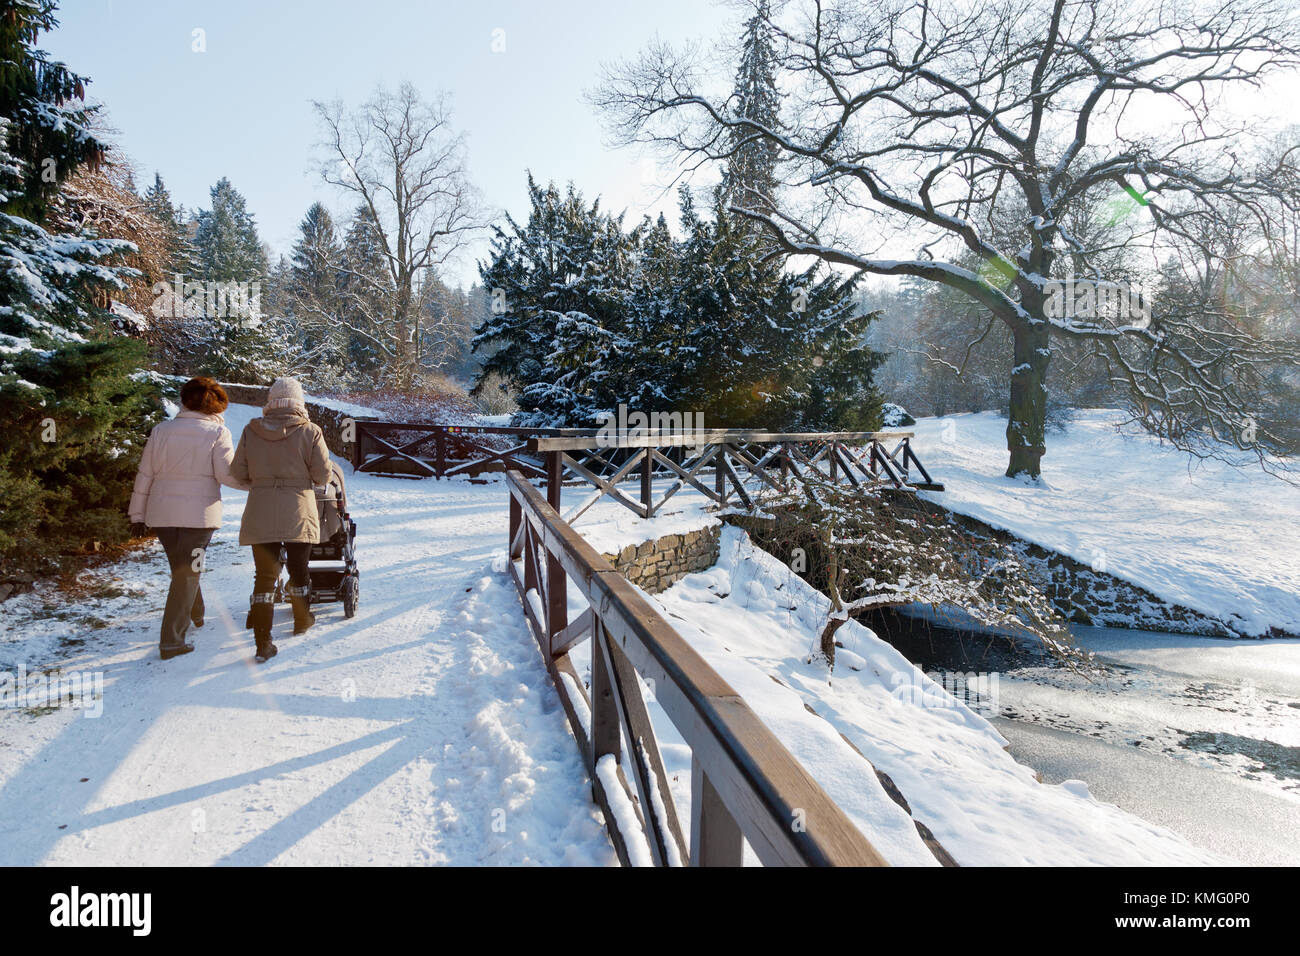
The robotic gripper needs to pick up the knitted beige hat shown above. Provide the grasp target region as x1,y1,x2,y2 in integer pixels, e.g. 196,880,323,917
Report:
265,376,306,413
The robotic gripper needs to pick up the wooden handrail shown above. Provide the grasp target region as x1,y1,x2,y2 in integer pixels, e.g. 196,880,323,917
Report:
351,421,590,478
530,429,916,452
506,468,888,867
360,422,599,436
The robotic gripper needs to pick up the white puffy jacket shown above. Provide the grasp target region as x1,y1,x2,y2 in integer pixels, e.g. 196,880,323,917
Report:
129,410,248,529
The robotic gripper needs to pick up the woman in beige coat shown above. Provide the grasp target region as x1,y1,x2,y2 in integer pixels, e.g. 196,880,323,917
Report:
230,376,331,662
129,378,248,659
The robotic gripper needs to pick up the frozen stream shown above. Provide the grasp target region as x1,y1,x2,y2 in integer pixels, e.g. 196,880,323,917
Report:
885,612,1300,864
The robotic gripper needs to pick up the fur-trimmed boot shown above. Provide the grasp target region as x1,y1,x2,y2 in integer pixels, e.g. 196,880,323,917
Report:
249,592,277,663
287,583,316,635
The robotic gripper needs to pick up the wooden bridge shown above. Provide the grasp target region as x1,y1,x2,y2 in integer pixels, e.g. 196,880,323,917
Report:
352,421,943,865
352,421,941,499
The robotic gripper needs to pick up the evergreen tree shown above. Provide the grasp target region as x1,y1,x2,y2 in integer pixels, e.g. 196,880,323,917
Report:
0,0,161,569
285,201,349,384
188,176,279,381
715,0,781,219
0,0,105,223
194,177,268,283
636,189,880,429
134,172,204,371
473,175,883,430
337,204,392,384
472,176,636,424
142,173,197,279
292,202,341,290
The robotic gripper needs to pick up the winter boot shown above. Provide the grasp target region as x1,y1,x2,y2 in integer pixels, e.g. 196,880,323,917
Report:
288,584,316,635
249,592,277,663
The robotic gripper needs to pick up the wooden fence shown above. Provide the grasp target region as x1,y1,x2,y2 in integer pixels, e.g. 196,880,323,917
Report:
506,469,888,866
351,421,596,479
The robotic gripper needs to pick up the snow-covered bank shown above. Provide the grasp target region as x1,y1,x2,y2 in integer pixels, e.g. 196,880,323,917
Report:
912,410,1300,637
0,405,615,866
574,526,1221,865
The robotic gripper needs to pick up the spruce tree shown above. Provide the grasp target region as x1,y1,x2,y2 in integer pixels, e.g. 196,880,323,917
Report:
194,177,269,283
715,0,781,219
0,0,161,569
285,201,348,384
142,173,196,277
338,203,392,384
189,176,279,381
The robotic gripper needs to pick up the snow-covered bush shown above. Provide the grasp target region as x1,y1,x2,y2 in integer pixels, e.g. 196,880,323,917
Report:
880,403,915,427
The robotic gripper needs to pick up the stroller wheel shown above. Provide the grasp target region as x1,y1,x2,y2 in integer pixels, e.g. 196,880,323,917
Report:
342,575,359,619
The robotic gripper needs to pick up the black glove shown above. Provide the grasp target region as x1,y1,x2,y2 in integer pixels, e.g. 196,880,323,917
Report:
130,522,150,538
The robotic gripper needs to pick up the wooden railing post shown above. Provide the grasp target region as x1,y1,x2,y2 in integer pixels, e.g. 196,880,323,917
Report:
545,450,561,510
690,755,744,867
590,618,621,763
588,617,635,866
509,491,520,554
434,427,447,479
641,448,654,518
545,451,567,651
714,444,727,505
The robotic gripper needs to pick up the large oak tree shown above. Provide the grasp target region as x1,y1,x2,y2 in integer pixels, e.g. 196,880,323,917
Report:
599,0,1300,477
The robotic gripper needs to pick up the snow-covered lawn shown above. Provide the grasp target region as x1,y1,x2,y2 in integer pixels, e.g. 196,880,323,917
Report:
0,405,614,866
912,410,1300,637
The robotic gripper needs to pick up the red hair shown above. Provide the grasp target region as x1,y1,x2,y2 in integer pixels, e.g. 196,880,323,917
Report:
180,377,229,414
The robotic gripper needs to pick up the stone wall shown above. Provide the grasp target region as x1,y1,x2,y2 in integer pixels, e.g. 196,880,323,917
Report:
218,383,376,460
727,499,1252,638
1017,542,1240,637
601,525,721,594
921,500,1251,636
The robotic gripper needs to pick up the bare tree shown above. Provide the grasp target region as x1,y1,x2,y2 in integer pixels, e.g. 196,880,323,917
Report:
598,0,1300,477
314,83,484,388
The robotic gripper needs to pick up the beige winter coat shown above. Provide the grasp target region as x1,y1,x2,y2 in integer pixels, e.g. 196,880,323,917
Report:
231,409,332,545
129,410,247,529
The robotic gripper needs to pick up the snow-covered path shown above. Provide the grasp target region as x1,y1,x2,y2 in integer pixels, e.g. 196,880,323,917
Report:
0,405,615,866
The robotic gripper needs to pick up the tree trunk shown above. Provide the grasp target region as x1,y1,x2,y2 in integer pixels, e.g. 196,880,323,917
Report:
819,526,842,670
1005,319,1050,478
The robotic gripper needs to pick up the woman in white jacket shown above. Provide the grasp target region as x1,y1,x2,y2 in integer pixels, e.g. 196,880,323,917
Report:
129,378,248,659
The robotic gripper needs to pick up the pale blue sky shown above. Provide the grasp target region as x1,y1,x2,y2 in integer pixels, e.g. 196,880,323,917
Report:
47,0,737,287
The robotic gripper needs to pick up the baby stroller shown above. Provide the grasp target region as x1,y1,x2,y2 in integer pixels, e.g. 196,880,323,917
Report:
267,461,360,619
